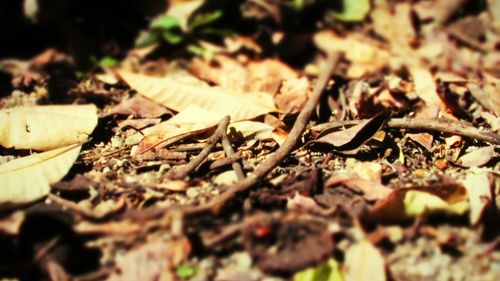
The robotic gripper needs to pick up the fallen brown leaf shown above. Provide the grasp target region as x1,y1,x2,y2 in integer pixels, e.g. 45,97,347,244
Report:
456,146,495,167
313,110,391,151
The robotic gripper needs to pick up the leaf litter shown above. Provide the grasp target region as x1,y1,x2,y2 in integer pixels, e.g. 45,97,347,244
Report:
0,1,500,280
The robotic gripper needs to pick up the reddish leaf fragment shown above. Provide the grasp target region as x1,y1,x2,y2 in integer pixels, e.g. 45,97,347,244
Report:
103,95,171,118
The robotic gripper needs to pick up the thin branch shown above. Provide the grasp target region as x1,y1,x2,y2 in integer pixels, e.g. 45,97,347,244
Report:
221,130,245,180
312,118,500,145
167,116,230,180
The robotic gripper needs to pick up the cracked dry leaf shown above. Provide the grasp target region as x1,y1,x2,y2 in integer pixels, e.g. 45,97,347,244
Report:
118,70,277,121
0,144,82,209
0,104,98,151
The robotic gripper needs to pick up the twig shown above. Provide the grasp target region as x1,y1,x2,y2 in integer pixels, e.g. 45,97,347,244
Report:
221,130,245,180
312,118,500,145
167,116,231,180
200,51,340,215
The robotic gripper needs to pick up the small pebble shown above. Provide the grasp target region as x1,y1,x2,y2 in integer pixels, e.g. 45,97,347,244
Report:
186,187,200,199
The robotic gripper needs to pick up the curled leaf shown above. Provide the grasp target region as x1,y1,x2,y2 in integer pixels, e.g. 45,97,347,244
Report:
0,144,82,209
456,146,495,167
313,111,391,151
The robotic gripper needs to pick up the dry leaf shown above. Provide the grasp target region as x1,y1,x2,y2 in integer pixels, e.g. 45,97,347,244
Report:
103,95,171,118
456,146,495,167
189,55,249,91
313,31,390,78
409,67,445,110
313,111,390,151
461,170,492,225
406,106,439,151
371,2,416,56
326,175,392,202
0,105,97,151
275,77,310,113
137,105,221,154
230,120,287,145
344,240,386,281
368,181,469,221
0,144,82,209
118,70,277,121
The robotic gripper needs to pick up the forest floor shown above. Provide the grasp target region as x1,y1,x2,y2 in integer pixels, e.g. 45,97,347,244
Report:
0,1,499,280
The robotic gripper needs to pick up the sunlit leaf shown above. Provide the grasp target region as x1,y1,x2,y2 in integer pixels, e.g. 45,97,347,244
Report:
0,144,82,209
344,240,386,281
150,14,180,30
0,105,98,151
118,70,277,121
190,10,223,30
137,105,221,154
461,170,492,225
368,182,469,221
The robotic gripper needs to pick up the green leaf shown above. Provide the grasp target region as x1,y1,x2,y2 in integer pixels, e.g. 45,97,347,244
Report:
189,10,223,30
162,30,183,44
186,44,205,55
150,14,181,30
331,0,371,22
187,44,214,60
99,56,118,68
135,31,161,48
293,258,344,281
176,264,197,279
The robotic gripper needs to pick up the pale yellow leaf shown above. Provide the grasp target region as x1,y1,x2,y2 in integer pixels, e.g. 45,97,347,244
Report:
408,67,445,110
0,144,82,209
0,105,98,151
118,70,277,121
167,0,204,31
344,240,386,281
461,170,492,225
